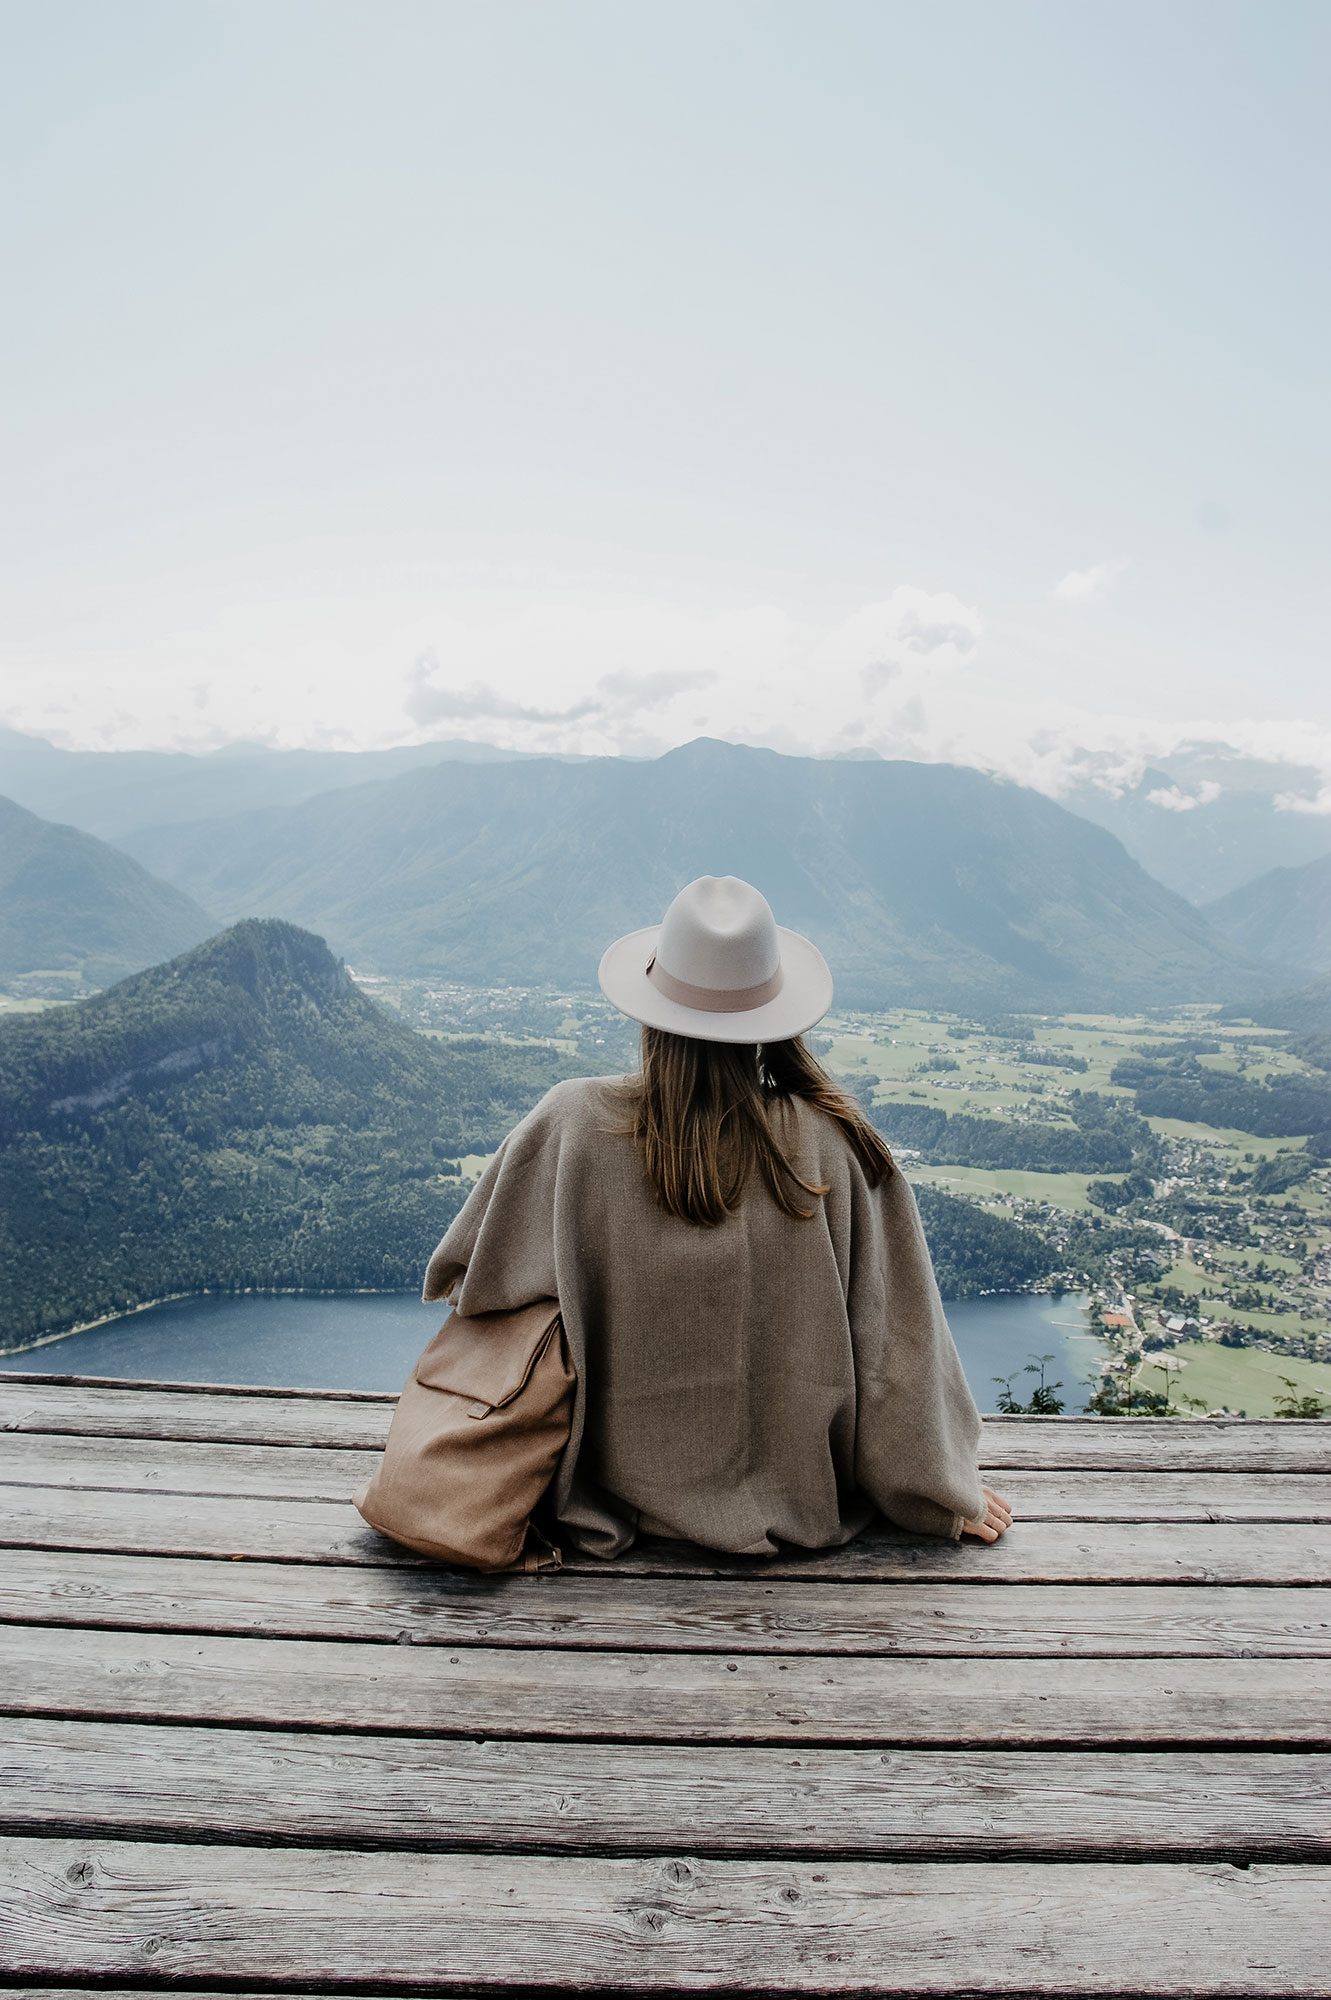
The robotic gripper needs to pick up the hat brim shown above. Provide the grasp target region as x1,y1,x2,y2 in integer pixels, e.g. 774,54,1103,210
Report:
598,925,834,1044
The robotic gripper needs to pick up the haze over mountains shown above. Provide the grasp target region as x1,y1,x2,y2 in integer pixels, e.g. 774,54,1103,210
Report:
6,725,1328,907
0,727,531,844
1064,750,1331,905
1205,852,1331,976
0,793,214,991
118,737,1271,1011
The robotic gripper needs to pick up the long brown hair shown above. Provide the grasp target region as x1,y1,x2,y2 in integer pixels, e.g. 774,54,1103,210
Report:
626,1028,895,1226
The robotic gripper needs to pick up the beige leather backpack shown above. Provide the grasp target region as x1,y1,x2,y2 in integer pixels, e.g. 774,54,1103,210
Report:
353,1299,574,1572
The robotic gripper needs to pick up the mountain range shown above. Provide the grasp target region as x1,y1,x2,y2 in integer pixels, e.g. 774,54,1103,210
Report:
0,726,534,844
7,725,1329,908
117,737,1272,1010
1064,748,1331,904
1205,851,1331,976
0,793,214,993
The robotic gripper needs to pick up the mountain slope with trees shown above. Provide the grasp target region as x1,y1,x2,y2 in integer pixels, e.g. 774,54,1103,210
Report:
0,793,216,993
119,738,1270,1010
0,920,577,1345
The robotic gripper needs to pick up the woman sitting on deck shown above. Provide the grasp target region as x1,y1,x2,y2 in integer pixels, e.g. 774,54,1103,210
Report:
422,875,1012,1559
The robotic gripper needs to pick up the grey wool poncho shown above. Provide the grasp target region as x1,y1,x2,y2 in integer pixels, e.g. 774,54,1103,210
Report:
423,1076,988,1559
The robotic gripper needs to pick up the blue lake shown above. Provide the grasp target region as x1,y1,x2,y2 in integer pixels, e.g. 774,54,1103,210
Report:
1,1288,1100,1412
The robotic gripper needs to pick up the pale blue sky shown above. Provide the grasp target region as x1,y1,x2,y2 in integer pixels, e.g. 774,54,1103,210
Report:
2,0,1329,791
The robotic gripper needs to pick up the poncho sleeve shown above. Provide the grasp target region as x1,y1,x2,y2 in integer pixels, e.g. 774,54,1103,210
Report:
847,1165,988,1540
421,1089,563,1313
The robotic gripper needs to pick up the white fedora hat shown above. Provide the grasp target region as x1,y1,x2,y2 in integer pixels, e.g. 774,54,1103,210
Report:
598,875,833,1044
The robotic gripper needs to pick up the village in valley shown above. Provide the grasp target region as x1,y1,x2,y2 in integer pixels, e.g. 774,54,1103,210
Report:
815,1005,1331,1419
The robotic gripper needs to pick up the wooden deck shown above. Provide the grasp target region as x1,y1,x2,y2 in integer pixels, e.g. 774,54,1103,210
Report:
1,1372,1329,1996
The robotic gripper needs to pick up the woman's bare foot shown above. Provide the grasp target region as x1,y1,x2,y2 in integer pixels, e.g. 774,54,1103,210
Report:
961,1487,1013,1542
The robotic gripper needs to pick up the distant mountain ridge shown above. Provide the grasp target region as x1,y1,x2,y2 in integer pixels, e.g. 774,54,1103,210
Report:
1063,748,1331,904
0,793,215,992
1205,851,1331,975
119,737,1273,1010
0,726,543,844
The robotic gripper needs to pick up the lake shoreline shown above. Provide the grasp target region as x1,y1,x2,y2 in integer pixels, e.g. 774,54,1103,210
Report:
1,1281,1075,1360
0,1285,421,1358
0,1287,1100,1412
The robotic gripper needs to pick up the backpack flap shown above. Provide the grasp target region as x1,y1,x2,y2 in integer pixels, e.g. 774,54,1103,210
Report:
413,1299,563,1411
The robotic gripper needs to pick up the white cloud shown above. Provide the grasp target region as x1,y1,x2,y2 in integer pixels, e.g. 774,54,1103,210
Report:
1275,786,1331,816
5,574,1331,827
1145,781,1222,813
1052,558,1129,605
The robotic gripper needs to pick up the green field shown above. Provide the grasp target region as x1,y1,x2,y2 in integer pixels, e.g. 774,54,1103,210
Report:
1135,1342,1331,1418
910,1162,1095,1212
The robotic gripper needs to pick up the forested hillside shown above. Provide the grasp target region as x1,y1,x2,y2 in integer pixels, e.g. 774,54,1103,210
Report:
0,921,576,1345
873,1091,1156,1175
0,793,215,992
1109,1050,1331,1143
119,737,1270,1010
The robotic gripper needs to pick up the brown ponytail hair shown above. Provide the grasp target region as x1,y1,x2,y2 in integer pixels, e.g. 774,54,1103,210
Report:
627,1028,895,1226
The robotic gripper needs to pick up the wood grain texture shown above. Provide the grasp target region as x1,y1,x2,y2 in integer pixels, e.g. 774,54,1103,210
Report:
4,1838,1329,1993
0,1432,384,1501
7,1432,1329,1519
6,1718,1329,1857
5,1376,1330,1466
979,1417,1331,1473
0,1380,395,1450
4,1482,1329,1582
3,1549,1329,1657
7,1624,1328,1743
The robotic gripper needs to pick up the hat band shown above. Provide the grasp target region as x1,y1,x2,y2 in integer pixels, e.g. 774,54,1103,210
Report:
646,955,785,1014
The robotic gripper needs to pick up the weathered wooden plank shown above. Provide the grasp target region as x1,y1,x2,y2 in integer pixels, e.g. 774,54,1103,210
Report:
3,1548,1328,1656
7,1432,1329,1520
9,1622,1329,1743
0,1379,395,1450
7,1624,1328,1744
980,1416,1331,1473
4,1839,1328,1993
0,1432,384,1501
6,1375,1330,1467
4,1482,1328,1582
6,1718,1328,1857
599,1521,1331,1584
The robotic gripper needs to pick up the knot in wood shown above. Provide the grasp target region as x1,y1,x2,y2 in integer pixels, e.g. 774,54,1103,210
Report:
64,1861,94,1888
661,1859,694,1887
